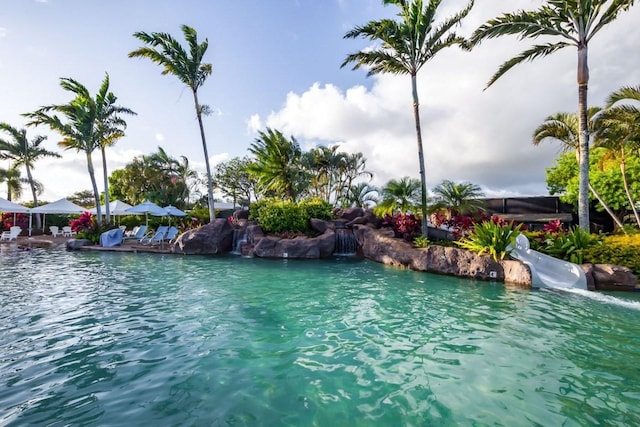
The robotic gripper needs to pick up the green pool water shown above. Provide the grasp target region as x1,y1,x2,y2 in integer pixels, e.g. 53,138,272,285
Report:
1,246,639,426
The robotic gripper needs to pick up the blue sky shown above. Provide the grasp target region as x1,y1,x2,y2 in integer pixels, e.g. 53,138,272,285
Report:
1,0,639,203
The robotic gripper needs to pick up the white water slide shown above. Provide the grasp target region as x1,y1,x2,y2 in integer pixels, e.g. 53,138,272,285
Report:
509,234,587,290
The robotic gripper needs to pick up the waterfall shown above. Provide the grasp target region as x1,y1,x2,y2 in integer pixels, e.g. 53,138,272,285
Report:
334,228,358,256
231,228,248,255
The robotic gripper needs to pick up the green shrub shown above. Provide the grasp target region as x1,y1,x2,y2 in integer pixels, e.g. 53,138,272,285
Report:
456,220,522,261
413,235,429,248
298,198,334,221
249,199,308,234
584,234,640,274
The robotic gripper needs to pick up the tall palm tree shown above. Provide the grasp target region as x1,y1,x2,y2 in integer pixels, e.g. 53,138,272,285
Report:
24,75,134,225
431,179,485,216
248,128,307,202
471,0,637,230
344,182,380,208
129,25,216,221
342,0,474,236
0,123,60,228
94,74,137,222
533,108,626,230
376,176,422,216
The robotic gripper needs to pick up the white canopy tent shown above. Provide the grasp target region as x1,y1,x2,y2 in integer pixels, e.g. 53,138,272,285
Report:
29,198,87,235
89,200,133,223
0,197,30,232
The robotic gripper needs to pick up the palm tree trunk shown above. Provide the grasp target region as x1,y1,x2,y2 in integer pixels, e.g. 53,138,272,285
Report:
411,74,428,237
25,163,42,229
619,159,640,228
192,90,216,222
101,146,111,225
576,45,590,231
86,152,102,226
588,182,625,232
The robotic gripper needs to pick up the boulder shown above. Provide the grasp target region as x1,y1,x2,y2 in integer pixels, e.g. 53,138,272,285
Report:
232,209,250,221
500,260,532,287
65,238,93,251
337,207,366,221
310,218,331,234
353,225,516,283
252,230,336,259
581,263,596,291
592,264,639,292
171,219,234,255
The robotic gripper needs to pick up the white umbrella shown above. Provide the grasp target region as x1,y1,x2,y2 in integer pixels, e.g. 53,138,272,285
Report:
89,200,133,216
125,200,166,226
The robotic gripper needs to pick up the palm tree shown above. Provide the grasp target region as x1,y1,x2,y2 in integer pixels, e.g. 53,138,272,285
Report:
248,128,307,202
471,0,637,230
129,25,216,221
344,182,380,208
533,109,626,230
94,74,137,222
24,75,134,225
0,165,23,201
342,0,474,236
0,123,60,228
597,86,640,226
376,176,422,216
431,179,485,216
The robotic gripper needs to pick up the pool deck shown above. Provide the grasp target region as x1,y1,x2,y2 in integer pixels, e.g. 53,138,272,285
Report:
5,234,172,254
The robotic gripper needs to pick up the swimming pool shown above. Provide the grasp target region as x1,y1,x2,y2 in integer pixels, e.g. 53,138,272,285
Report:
1,245,639,426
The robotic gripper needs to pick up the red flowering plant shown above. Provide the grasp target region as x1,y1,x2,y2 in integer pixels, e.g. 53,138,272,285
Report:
1,213,29,231
382,213,422,241
69,211,95,233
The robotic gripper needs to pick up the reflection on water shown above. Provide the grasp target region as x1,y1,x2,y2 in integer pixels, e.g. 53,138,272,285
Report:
0,246,639,426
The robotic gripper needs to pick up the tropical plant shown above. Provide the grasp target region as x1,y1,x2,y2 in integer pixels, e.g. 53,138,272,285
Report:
24,74,135,226
342,0,474,236
431,179,485,216
384,212,421,241
0,165,24,201
596,85,640,227
539,225,596,264
413,235,429,248
343,182,380,208
248,128,308,202
130,25,216,221
533,108,625,231
0,123,60,228
471,0,638,230
456,220,522,262
375,176,422,216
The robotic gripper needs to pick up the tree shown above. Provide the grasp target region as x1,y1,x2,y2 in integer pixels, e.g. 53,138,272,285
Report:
248,128,308,202
0,165,23,201
0,123,60,228
24,75,134,226
532,108,625,230
343,182,380,208
431,179,485,216
375,176,422,216
342,0,474,235
471,0,637,230
130,25,216,221
68,190,96,207
214,157,256,207
597,85,640,226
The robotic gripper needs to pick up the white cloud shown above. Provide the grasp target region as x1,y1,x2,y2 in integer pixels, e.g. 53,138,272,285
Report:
155,133,165,142
0,27,8,38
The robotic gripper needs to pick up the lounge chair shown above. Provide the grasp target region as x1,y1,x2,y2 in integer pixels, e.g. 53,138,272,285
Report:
49,226,60,237
140,225,169,245
1,226,22,241
163,226,179,244
61,226,77,237
123,225,147,241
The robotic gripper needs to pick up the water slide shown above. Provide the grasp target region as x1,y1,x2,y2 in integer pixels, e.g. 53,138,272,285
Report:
509,234,587,290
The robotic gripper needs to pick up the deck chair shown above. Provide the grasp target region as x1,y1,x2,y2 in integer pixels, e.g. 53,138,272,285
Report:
163,226,179,244
1,226,22,241
49,226,60,237
123,225,147,241
61,226,77,237
140,225,169,245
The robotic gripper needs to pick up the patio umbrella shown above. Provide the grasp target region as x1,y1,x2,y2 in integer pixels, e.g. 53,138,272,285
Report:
160,205,187,226
89,200,133,225
125,200,166,227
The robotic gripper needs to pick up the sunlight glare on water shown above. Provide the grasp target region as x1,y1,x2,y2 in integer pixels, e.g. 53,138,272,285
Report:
1,245,639,426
